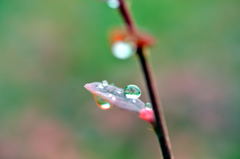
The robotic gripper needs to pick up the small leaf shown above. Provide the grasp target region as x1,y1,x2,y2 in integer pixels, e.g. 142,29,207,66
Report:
84,81,145,112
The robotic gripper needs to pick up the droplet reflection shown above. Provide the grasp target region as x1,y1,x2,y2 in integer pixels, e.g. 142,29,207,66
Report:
124,84,141,99
145,102,152,108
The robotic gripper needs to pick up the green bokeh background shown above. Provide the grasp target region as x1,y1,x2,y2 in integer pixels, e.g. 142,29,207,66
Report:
0,0,239,158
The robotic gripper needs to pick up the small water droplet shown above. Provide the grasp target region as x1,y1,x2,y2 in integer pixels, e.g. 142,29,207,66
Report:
124,84,141,99
132,99,136,103
107,0,120,9
102,80,108,87
112,41,134,59
145,102,152,108
97,84,104,89
94,96,111,110
116,90,122,94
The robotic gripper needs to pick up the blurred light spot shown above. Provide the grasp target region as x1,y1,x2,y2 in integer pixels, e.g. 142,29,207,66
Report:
112,41,134,59
107,0,120,9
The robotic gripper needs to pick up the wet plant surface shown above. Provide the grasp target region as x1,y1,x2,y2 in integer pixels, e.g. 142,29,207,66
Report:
0,0,240,159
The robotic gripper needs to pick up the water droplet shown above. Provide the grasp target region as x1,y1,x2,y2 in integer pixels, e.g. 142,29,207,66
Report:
132,99,136,103
102,80,108,87
107,0,120,9
124,84,141,99
112,41,134,59
116,90,122,94
94,96,111,110
97,84,104,89
145,102,152,108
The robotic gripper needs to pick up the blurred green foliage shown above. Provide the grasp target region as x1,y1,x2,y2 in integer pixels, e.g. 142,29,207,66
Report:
0,0,239,158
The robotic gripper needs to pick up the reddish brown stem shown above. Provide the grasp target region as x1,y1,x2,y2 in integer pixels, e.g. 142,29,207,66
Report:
116,0,174,159
136,46,174,159
118,0,136,34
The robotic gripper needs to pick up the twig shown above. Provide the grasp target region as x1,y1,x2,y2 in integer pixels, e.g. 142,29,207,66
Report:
136,46,173,159
117,0,174,158
118,0,136,33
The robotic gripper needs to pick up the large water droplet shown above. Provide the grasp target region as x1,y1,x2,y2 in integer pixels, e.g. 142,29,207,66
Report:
107,0,120,9
112,41,134,59
94,96,111,110
124,84,141,99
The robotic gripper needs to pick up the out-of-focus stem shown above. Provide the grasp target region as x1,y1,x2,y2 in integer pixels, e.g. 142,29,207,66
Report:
116,0,174,159
136,46,174,159
118,0,136,34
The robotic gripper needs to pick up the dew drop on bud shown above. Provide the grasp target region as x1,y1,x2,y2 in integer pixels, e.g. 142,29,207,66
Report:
107,0,120,9
112,41,134,60
94,96,111,110
145,102,152,108
124,84,141,99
